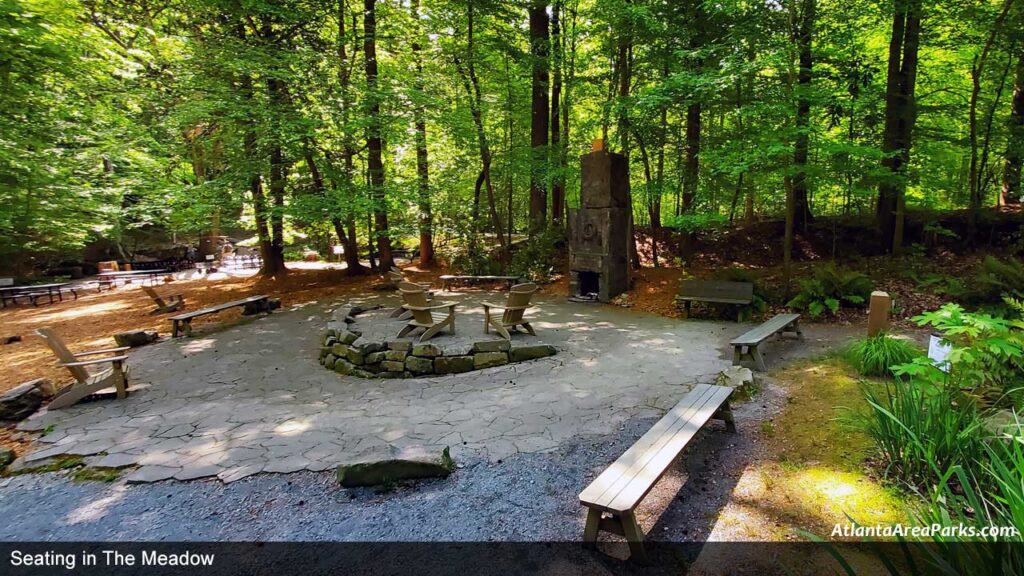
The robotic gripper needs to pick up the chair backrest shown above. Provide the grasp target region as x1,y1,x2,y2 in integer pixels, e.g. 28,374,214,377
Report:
388,270,404,284
398,282,435,325
504,283,538,323
142,286,167,307
35,328,89,383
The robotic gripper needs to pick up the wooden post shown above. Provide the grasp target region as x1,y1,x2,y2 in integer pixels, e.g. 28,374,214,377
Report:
867,291,892,337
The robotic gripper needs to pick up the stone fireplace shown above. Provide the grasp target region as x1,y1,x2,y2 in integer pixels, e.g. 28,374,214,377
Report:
568,141,631,302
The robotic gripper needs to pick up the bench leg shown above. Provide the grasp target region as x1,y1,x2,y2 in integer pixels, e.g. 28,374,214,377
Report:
619,511,649,564
751,345,767,372
732,345,743,366
582,508,601,546
172,320,180,338
715,399,738,433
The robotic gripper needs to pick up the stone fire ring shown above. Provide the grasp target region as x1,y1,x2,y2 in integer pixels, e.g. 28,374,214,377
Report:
319,303,557,378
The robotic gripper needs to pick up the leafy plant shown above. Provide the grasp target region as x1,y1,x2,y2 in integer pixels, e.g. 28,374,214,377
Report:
662,213,728,233
971,256,1024,304
859,378,987,490
787,263,873,318
711,267,768,321
509,226,563,283
845,335,921,378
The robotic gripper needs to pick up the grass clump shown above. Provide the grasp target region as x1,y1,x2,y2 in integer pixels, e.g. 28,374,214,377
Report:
844,334,921,378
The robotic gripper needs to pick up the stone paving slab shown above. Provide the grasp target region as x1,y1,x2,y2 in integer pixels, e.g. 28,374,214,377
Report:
18,294,741,482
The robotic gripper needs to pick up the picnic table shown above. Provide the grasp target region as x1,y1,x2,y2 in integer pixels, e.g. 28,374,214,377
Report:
98,269,168,286
439,275,522,291
0,283,74,307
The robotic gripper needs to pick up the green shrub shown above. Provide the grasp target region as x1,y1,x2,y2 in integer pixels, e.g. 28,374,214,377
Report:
844,335,921,378
860,378,987,491
972,255,1024,303
910,302,1024,405
787,263,873,319
662,213,728,233
509,227,563,283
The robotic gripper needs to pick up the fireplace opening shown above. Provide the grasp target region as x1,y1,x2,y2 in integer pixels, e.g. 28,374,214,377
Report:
577,271,600,296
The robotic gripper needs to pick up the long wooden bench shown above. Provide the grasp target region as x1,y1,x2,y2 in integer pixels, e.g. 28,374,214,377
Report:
170,295,271,337
677,280,753,321
730,313,802,371
439,275,521,291
579,384,736,562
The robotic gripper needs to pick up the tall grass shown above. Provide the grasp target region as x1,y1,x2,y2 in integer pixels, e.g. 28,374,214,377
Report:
860,380,987,490
845,335,921,378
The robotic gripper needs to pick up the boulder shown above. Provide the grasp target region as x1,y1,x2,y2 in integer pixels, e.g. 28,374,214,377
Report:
356,341,384,355
387,340,412,352
333,360,355,375
114,330,158,348
0,379,49,421
411,343,442,358
345,348,365,365
337,330,360,345
336,446,454,488
324,355,338,370
716,366,754,389
381,361,406,373
472,340,511,353
384,350,408,362
331,343,350,357
474,352,509,369
352,369,375,379
434,356,475,375
509,344,557,362
405,356,434,374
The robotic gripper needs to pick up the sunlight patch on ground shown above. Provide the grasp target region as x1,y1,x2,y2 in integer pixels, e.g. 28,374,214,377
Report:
63,486,128,525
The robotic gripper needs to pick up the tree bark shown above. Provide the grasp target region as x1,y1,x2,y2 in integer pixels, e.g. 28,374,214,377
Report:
877,0,921,254
333,0,366,275
550,0,564,225
410,0,434,266
363,0,394,270
682,2,705,213
529,2,550,232
791,0,816,234
1004,50,1024,205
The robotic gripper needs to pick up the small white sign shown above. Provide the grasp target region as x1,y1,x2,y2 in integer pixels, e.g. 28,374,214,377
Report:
332,245,344,255
928,333,952,373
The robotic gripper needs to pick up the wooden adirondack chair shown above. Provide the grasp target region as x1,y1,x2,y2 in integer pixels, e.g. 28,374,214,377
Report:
482,283,539,340
388,268,433,319
396,282,457,342
35,328,130,410
142,285,185,314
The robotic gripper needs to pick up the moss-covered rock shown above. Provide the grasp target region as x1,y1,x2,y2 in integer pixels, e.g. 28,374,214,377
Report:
336,447,454,488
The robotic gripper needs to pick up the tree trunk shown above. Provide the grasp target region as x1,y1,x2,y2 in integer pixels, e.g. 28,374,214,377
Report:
529,2,550,232
791,0,816,234
334,0,367,275
550,0,564,225
363,0,393,270
410,0,434,266
1004,51,1024,205
877,0,921,254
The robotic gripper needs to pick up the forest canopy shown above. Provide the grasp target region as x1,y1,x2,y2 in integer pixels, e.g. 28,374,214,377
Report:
1,0,1022,275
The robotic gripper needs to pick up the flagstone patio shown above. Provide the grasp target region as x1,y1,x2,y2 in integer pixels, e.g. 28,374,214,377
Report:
17,294,747,484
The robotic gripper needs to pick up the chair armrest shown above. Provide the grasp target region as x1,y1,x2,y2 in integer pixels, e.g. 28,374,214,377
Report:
482,302,531,311
481,301,505,309
403,302,458,311
73,347,131,357
62,355,128,367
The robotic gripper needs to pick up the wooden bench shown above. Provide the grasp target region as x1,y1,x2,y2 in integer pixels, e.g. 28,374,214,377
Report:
579,384,736,562
730,313,802,371
170,295,271,337
439,275,521,291
677,280,753,321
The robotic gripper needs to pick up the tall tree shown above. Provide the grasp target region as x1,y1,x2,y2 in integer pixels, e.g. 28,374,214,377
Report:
682,2,704,213
550,0,564,225
790,0,816,234
1004,50,1024,205
410,0,434,265
333,0,366,275
528,1,550,231
877,0,922,254
363,0,393,270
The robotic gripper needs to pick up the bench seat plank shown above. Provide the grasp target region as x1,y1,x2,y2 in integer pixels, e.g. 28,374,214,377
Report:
580,384,733,513
731,313,801,346
170,295,268,321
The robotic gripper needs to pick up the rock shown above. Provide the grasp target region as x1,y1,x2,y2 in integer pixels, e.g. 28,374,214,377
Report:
352,369,375,379
331,343,350,357
0,448,14,469
474,352,509,369
387,340,412,352
336,446,455,488
365,351,386,365
405,356,434,374
434,355,475,375
333,306,354,322
114,330,158,348
509,344,557,362
411,343,442,357
384,350,408,362
356,341,384,355
377,372,407,379
0,379,48,420
345,348,365,365
324,355,338,370
337,330,360,345
333,360,355,375
472,340,511,353
381,361,406,373
242,298,279,315
322,334,337,347
716,366,754,389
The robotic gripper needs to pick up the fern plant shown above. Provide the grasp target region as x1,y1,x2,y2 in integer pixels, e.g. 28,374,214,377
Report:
712,267,768,321
787,263,873,318
973,255,1024,303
